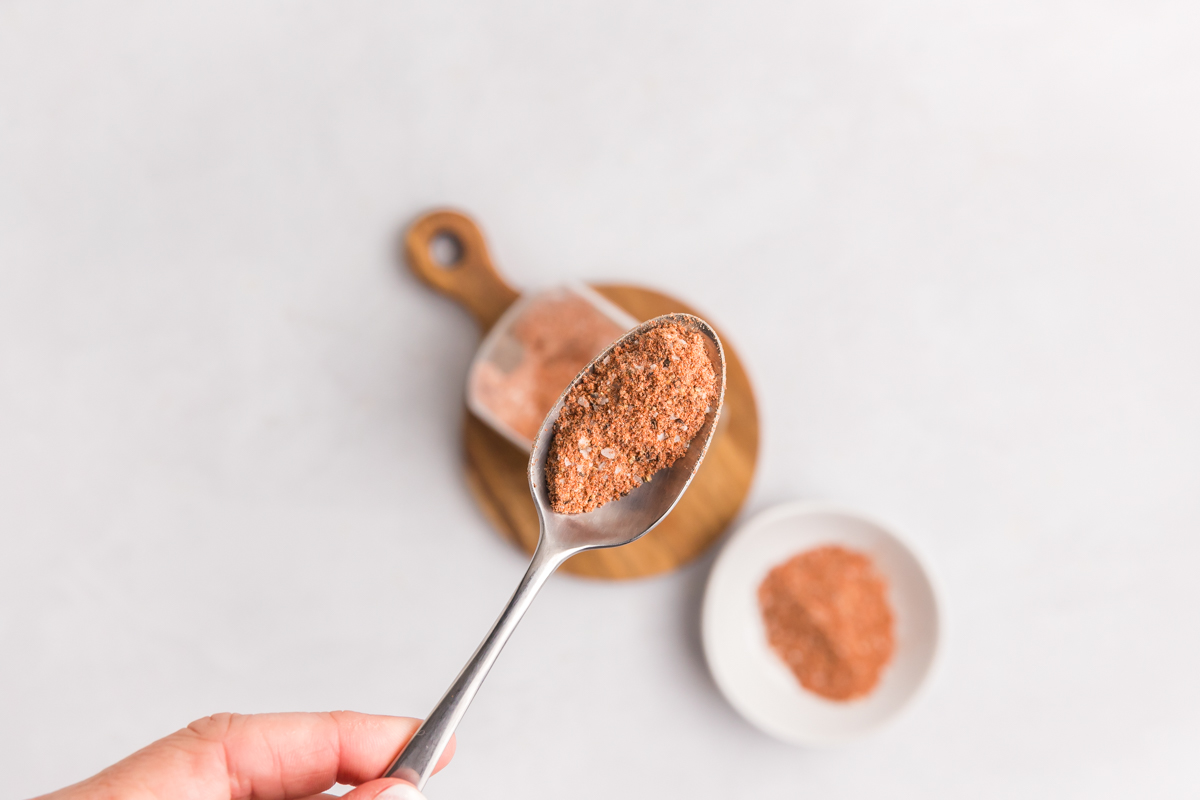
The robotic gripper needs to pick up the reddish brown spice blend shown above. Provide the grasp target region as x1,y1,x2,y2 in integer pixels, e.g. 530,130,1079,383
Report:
758,545,895,701
545,320,716,514
471,291,627,443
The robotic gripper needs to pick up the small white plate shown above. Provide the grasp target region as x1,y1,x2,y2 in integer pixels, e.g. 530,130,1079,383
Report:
702,502,939,745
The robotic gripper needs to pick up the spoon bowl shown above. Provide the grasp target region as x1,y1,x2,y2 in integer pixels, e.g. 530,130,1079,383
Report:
385,313,725,791
529,313,727,554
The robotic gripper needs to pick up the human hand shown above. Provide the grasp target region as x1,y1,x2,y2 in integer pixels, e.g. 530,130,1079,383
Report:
33,711,454,800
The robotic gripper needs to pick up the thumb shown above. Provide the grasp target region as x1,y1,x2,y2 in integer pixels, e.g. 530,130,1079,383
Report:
340,778,427,800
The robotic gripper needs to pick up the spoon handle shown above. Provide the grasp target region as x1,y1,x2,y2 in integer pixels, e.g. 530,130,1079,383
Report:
383,542,569,790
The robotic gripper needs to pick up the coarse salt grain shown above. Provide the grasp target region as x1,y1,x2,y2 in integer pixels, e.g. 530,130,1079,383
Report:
577,396,590,409
600,447,616,459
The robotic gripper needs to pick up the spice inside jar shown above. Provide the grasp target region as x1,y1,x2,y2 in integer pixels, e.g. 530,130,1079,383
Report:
469,288,631,446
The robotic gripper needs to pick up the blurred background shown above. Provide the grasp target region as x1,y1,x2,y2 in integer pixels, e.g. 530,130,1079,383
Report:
2,1,1199,797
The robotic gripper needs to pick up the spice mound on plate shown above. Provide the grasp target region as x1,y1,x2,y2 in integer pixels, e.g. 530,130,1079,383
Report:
471,290,628,444
758,545,895,701
545,320,717,515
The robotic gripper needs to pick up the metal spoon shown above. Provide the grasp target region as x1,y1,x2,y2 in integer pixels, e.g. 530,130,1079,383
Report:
384,312,727,791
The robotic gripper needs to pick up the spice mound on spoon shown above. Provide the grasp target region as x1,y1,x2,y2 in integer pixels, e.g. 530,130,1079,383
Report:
384,313,725,791
547,320,719,514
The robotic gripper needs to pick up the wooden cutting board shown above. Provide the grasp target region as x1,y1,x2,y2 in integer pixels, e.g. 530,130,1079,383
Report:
406,209,758,579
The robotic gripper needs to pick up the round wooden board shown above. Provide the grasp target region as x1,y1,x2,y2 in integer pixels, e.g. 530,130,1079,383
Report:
463,284,759,580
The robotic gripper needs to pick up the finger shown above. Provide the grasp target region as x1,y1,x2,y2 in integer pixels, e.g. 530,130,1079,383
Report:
339,779,426,800
186,711,455,797
47,711,454,800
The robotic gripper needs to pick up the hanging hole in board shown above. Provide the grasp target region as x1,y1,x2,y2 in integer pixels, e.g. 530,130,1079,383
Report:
429,231,464,268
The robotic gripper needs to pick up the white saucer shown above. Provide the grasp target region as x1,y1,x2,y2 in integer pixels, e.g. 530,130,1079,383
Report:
702,502,940,745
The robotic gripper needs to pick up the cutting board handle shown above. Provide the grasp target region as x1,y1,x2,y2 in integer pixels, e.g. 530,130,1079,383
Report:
405,209,520,331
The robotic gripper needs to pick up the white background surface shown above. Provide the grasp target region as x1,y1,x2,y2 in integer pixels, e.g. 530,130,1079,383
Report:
2,1,1199,797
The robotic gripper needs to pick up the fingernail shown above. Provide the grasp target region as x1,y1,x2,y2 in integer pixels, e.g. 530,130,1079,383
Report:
376,782,427,800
